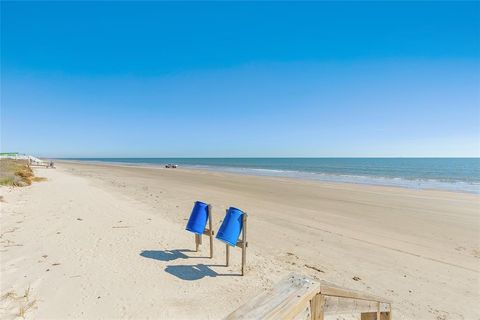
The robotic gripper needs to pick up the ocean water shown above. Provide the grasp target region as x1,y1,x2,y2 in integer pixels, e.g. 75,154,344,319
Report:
63,158,480,194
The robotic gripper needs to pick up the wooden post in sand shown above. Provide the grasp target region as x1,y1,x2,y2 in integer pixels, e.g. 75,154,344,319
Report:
195,234,202,251
240,213,248,276
226,244,230,266
207,204,213,258
194,204,214,258
225,208,230,266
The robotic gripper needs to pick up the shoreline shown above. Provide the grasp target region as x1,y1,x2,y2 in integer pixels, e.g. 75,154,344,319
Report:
56,159,479,196
2,161,479,319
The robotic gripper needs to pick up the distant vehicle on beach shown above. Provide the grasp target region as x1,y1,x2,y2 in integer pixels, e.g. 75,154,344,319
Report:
165,164,177,168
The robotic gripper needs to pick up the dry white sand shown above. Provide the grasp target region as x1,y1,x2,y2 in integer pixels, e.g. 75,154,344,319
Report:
1,162,479,319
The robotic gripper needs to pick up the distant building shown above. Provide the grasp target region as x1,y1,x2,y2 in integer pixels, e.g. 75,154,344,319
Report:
0,153,44,164
0,152,20,159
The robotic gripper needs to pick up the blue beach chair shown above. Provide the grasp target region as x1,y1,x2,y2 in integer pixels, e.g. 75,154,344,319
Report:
185,201,214,258
216,207,248,275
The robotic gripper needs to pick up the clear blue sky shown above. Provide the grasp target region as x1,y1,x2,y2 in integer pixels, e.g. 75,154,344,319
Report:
1,1,479,157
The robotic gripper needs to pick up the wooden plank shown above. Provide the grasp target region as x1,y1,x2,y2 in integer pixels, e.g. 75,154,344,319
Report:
225,273,321,320
195,234,200,252
241,213,248,276
292,304,310,320
225,274,391,320
320,282,392,304
225,208,229,267
309,296,318,320
361,312,377,320
324,296,379,315
381,312,391,320
309,294,324,320
226,244,230,267
361,312,391,320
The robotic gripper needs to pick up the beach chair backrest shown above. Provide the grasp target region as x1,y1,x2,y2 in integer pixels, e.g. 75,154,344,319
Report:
216,207,244,246
186,201,209,234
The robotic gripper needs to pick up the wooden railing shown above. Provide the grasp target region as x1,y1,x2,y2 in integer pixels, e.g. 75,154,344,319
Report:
225,273,392,320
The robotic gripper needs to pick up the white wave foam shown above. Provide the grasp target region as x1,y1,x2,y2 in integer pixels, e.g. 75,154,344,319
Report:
185,165,480,194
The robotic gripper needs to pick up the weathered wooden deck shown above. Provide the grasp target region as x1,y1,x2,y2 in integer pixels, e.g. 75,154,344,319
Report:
225,273,392,320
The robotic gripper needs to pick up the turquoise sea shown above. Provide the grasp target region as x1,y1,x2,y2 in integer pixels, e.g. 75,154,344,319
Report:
63,158,480,194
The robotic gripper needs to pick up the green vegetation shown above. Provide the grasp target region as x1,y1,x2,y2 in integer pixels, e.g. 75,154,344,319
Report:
0,159,45,187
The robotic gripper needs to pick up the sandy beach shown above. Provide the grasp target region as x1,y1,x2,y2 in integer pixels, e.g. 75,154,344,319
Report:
1,161,479,319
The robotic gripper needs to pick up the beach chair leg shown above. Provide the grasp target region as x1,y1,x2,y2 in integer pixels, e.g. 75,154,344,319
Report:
209,233,213,258
195,234,202,252
241,246,245,276
241,213,248,276
226,244,230,267
208,205,213,258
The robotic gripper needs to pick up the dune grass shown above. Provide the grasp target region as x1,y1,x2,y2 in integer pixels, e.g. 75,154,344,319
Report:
0,159,46,187
1,286,37,318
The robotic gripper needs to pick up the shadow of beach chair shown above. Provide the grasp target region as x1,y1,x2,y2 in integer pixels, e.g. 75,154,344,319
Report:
165,264,218,281
165,264,242,281
140,249,213,261
140,249,190,261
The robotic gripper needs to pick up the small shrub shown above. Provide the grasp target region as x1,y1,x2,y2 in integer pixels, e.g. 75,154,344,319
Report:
0,159,44,187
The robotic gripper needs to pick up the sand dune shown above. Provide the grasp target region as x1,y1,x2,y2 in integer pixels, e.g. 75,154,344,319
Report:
1,162,479,319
